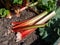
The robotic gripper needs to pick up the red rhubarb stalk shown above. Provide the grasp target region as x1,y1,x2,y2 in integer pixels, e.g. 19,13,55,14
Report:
20,2,38,12
16,28,37,42
21,28,37,39
11,20,28,26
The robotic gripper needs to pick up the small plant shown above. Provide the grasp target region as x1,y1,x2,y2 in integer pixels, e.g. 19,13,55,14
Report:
0,8,10,17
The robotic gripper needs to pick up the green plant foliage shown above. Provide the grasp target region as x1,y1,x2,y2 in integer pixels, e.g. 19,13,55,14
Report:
0,8,10,17
38,7,60,44
37,0,57,12
13,0,23,5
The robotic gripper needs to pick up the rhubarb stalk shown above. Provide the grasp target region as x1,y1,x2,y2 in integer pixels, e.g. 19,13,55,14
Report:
16,28,36,42
18,2,38,12
36,11,56,24
12,20,28,26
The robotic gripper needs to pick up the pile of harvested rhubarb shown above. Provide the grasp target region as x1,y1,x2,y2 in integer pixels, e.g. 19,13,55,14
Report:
0,0,60,45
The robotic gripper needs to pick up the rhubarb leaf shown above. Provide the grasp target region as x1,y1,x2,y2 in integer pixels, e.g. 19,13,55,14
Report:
0,8,10,17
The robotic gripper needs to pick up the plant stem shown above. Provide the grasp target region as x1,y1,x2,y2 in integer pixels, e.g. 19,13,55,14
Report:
19,2,38,12
16,24,46,30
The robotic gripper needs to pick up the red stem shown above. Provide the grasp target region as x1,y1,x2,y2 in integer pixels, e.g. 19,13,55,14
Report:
11,20,28,26
21,28,37,39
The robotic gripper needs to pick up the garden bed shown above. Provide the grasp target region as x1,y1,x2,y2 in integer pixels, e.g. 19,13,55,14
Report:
0,0,59,45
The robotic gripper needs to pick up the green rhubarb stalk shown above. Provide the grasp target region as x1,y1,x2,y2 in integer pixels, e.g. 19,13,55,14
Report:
20,24,47,30
26,11,48,25
36,11,56,24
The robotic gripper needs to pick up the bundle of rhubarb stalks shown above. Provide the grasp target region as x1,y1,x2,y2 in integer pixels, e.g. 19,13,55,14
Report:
0,0,58,42
11,0,58,42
